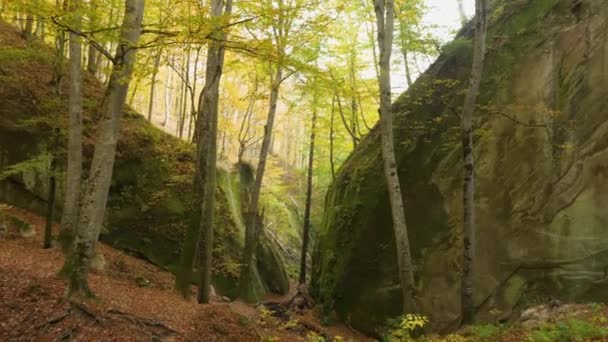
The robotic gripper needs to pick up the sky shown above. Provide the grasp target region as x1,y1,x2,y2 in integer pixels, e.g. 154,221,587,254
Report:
425,0,474,41
392,0,475,92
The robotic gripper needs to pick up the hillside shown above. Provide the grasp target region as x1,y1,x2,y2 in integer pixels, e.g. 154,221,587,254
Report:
0,20,292,302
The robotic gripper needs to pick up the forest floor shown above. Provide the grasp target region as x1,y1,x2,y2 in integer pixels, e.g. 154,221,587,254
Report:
0,204,372,341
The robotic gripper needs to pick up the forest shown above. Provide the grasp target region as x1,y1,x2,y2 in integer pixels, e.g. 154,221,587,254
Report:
1,0,608,341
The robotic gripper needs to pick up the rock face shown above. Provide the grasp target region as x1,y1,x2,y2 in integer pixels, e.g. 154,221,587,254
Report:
312,0,608,333
0,22,289,301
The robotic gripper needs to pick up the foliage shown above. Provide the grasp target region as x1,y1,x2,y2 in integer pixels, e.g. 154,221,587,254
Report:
386,314,429,341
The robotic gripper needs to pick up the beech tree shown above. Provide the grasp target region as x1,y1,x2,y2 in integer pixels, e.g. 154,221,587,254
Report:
461,0,488,326
196,0,233,304
374,0,417,314
59,0,83,252
63,0,145,298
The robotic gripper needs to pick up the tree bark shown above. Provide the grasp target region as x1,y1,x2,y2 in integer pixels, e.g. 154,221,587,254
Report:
299,98,317,285
239,66,283,302
43,154,57,249
87,45,99,74
163,67,173,127
374,0,417,314
461,0,488,326
147,47,162,122
196,0,232,304
329,95,336,182
402,48,413,87
23,13,34,40
65,0,144,299
58,0,84,253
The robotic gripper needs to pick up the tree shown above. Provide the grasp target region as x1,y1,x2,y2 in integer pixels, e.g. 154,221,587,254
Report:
461,0,488,326
58,0,84,253
196,0,233,304
63,0,145,298
374,0,417,314
299,82,317,285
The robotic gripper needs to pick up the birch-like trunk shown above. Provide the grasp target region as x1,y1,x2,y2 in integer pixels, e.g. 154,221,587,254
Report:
374,0,417,314
461,0,488,326
59,0,83,253
66,0,144,298
239,66,282,301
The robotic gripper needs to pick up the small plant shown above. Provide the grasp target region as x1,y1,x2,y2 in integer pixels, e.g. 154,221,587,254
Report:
386,314,429,341
306,332,326,342
258,307,275,326
280,318,300,330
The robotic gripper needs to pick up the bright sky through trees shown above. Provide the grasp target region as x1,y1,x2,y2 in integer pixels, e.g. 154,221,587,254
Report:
392,0,474,92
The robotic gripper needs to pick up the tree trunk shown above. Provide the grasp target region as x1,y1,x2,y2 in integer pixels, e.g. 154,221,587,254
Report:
87,45,99,74
65,0,144,299
239,66,282,302
461,0,488,326
58,0,84,253
335,93,358,148
374,0,417,314
163,68,173,127
23,13,34,39
196,0,232,304
43,154,57,249
299,100,317,285
402,48,413,87
147,47,162,122
329,95,336,182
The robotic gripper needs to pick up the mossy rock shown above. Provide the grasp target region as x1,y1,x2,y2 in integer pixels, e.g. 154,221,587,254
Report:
312,0,608,334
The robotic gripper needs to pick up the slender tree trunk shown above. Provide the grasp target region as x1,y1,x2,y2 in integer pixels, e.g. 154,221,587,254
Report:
402,48,413,87
35,16,45,40
87,45,99,74
58,0,83,253
239,66,282,302
86,0,99,74
336,93,358,148
23,13,34,39
461,0,488,326
64,0,144,298
329,95,336,182
163,68,172,127
147,47,162,122
196,0,232,304
43,154,57,249
299,101,317,285
188,46,202,139
375,0,417,314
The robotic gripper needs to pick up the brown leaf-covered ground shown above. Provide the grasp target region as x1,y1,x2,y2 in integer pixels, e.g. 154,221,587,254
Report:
0,204,371,341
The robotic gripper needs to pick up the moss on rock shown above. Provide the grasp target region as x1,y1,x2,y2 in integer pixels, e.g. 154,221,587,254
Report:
312,0,608,334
